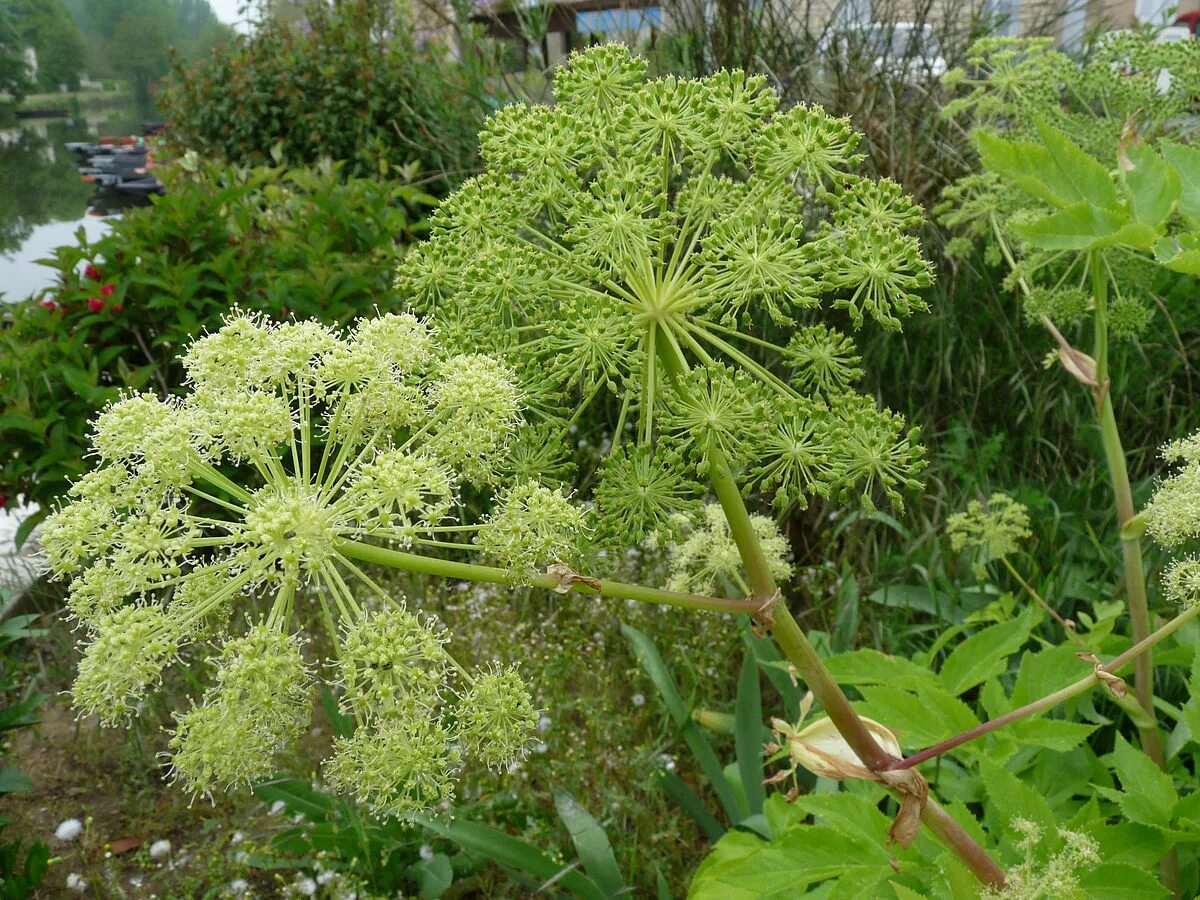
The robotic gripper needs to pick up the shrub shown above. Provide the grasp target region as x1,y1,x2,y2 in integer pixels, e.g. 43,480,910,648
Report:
0,156,435,515
157,0,492,187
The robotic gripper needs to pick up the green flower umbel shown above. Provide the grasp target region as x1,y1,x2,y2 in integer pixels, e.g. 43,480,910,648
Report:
396,43,931,532
44,311,549,811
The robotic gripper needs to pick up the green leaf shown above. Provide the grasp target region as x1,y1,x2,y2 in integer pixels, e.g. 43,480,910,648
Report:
1162,141,1200,227
1013,202,1148,251
1077,862,1169,899
0,766,33,794
659,771,725,842
889,884,928,900
1007,718,1095,753
688,822,892,899
1111,734,1177,828
1153,233,1200,275
978,758,1055,835
553,791,626,898
823,649,940,688
410,853,454,899
857,684,977,747
320,688,355,739
14,508,48,552
938,605,1036,696
622,624,745,822
735,649,766,817
415,814,607,900
253,778,335,823
1123,144,1179,228
975,125,1118,211
1036,120,1120,210
974,132,1067,208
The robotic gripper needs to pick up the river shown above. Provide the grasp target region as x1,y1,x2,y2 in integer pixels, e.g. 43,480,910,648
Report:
0,104,151,303
0,103,151,595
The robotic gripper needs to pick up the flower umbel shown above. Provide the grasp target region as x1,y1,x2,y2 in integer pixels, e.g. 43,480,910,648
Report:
47,312,559,811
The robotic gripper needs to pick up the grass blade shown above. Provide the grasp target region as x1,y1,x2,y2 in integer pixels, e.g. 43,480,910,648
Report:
553,790,626,897
735,650,766,816
622,624,746,822
415,814,608,900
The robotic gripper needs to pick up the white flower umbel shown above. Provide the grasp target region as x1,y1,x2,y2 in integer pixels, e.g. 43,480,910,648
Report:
46,312,545,813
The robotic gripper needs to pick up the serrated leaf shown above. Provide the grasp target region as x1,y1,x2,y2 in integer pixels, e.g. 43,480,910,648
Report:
1077,862,1169,899
1162,141,1200,227
978,758,1055,835
975,132,1069,209
1013,203,1145,251
1123,143,1178,228
1111,734,1177,828
688,822,893,899
823,649,940,687
857,684,977,747
1154,233,1200,275
1036,120,1120,210
1007,718,1095,753
939,606,1036,696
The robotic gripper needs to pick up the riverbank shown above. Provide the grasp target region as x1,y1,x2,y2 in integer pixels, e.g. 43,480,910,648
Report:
11,87,134,118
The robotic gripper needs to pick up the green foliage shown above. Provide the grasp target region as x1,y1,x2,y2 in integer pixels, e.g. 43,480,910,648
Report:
1,0,86,92
158,0,490,184
0,612,49,898
0,156,434,511
687,596,1200,897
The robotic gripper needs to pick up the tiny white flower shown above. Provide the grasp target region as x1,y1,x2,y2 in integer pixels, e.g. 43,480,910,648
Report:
317,869,336,885
55,818,83,842
149,838,172,860
228,879,250,895
66,873,88,892
269,799,287,815
230,831,245,844
295,876,317,896
419,843,435,861
632,693,645,707
535,741,548,754
537,715,552,734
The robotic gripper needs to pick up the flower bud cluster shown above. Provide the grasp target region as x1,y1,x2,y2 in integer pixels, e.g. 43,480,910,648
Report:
323,609,538,819
667,503,792,595
947,493,1031,578
395,43,932,519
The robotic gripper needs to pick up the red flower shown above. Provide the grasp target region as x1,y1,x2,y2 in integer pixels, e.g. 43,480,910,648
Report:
88,297,107,313
84,264,102,280
113,303,124,313
0,495,7,510
39,298,59,311
100,283,115,297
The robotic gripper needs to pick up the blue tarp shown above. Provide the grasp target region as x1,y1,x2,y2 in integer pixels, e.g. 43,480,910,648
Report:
576,6,661,33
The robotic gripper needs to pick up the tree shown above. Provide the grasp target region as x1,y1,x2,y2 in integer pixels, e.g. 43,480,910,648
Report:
1,0,86,91
0,3,33,103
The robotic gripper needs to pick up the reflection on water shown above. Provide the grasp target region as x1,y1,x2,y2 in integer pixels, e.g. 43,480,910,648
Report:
0,106,153,302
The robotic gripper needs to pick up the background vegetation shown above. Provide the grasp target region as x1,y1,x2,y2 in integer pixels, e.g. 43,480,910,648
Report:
4,1,1200,896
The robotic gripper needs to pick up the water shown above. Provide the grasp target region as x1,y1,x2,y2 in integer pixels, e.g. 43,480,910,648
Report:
0,105,149,302
0,104,147,594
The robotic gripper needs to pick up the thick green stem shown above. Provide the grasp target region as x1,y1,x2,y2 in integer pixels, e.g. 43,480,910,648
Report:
333,538,757,616
1091,254,1164,767
654,334,1005,887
